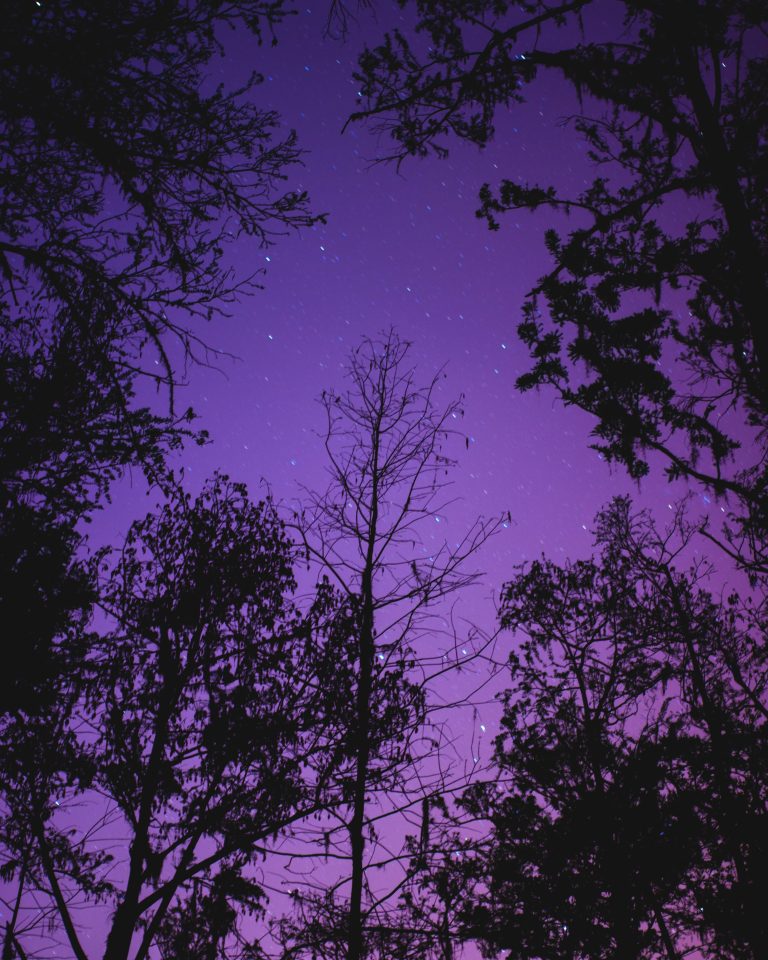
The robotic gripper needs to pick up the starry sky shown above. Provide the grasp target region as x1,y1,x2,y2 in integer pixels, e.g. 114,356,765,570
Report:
138,3,709,620
55,5,749,954
108,6,740,843
156,12,733,934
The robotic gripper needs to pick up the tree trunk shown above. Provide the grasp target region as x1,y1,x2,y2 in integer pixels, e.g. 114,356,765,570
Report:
347,590,374,960
347,434,381,960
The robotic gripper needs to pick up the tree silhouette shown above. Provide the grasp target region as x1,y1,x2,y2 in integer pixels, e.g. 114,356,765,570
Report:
2,0,319,498
423,498,767,960
277,331,497,960
1,0,321,714
350,0,768,574
0,475,356,960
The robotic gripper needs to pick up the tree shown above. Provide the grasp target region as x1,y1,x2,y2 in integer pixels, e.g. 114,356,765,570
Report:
0,300,191,714
593,499,768,959
424,498,768,960
276,331,497,960
2,0,319,504
0,474,356,960
350,0,768,574
1,0,321,713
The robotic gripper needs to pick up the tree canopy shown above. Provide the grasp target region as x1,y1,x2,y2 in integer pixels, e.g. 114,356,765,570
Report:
2,0,319,514
1,0,321,715
351,0,768,574
1,475,356,960
414,498,768,960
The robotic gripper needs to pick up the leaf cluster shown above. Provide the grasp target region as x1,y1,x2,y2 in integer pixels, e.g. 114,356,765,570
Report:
351,0,768,573
0,475,358,960
412,497,768,960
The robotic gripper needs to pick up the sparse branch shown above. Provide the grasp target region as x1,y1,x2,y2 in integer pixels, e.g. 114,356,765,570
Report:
31,818,88,960
279,330,498,959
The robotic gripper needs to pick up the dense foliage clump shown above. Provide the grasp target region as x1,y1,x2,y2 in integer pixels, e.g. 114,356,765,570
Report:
352,0,768,574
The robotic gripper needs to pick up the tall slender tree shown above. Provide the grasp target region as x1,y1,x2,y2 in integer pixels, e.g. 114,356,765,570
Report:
277,331,497,960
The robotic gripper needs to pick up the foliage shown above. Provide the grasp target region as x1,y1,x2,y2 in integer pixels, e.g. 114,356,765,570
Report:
417,498,768,960
0,0,319,718
0,475,355,960
0,497,94,717
350,0,768,573
2,0,318,386
2,0,320,502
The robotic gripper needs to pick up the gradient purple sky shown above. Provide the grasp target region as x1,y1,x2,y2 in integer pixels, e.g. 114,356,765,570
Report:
113,4,734,796
69,6,744,954
130,4,717,613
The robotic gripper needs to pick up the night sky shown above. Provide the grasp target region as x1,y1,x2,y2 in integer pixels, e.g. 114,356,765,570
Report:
106,4,739,813
6,4,761,957
130,4,719,624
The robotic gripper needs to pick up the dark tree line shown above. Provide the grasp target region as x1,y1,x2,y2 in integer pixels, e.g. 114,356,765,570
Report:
3,1,767,959
347,2,768,959
1,0,322,717
1,1,333,956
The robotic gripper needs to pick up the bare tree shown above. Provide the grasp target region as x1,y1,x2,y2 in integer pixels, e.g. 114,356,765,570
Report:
278,330,499,960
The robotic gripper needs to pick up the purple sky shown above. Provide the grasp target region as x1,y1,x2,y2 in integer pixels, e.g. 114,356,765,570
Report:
118,0,735,785
89,7,739,953
133,6,716,611
174,0,723,812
